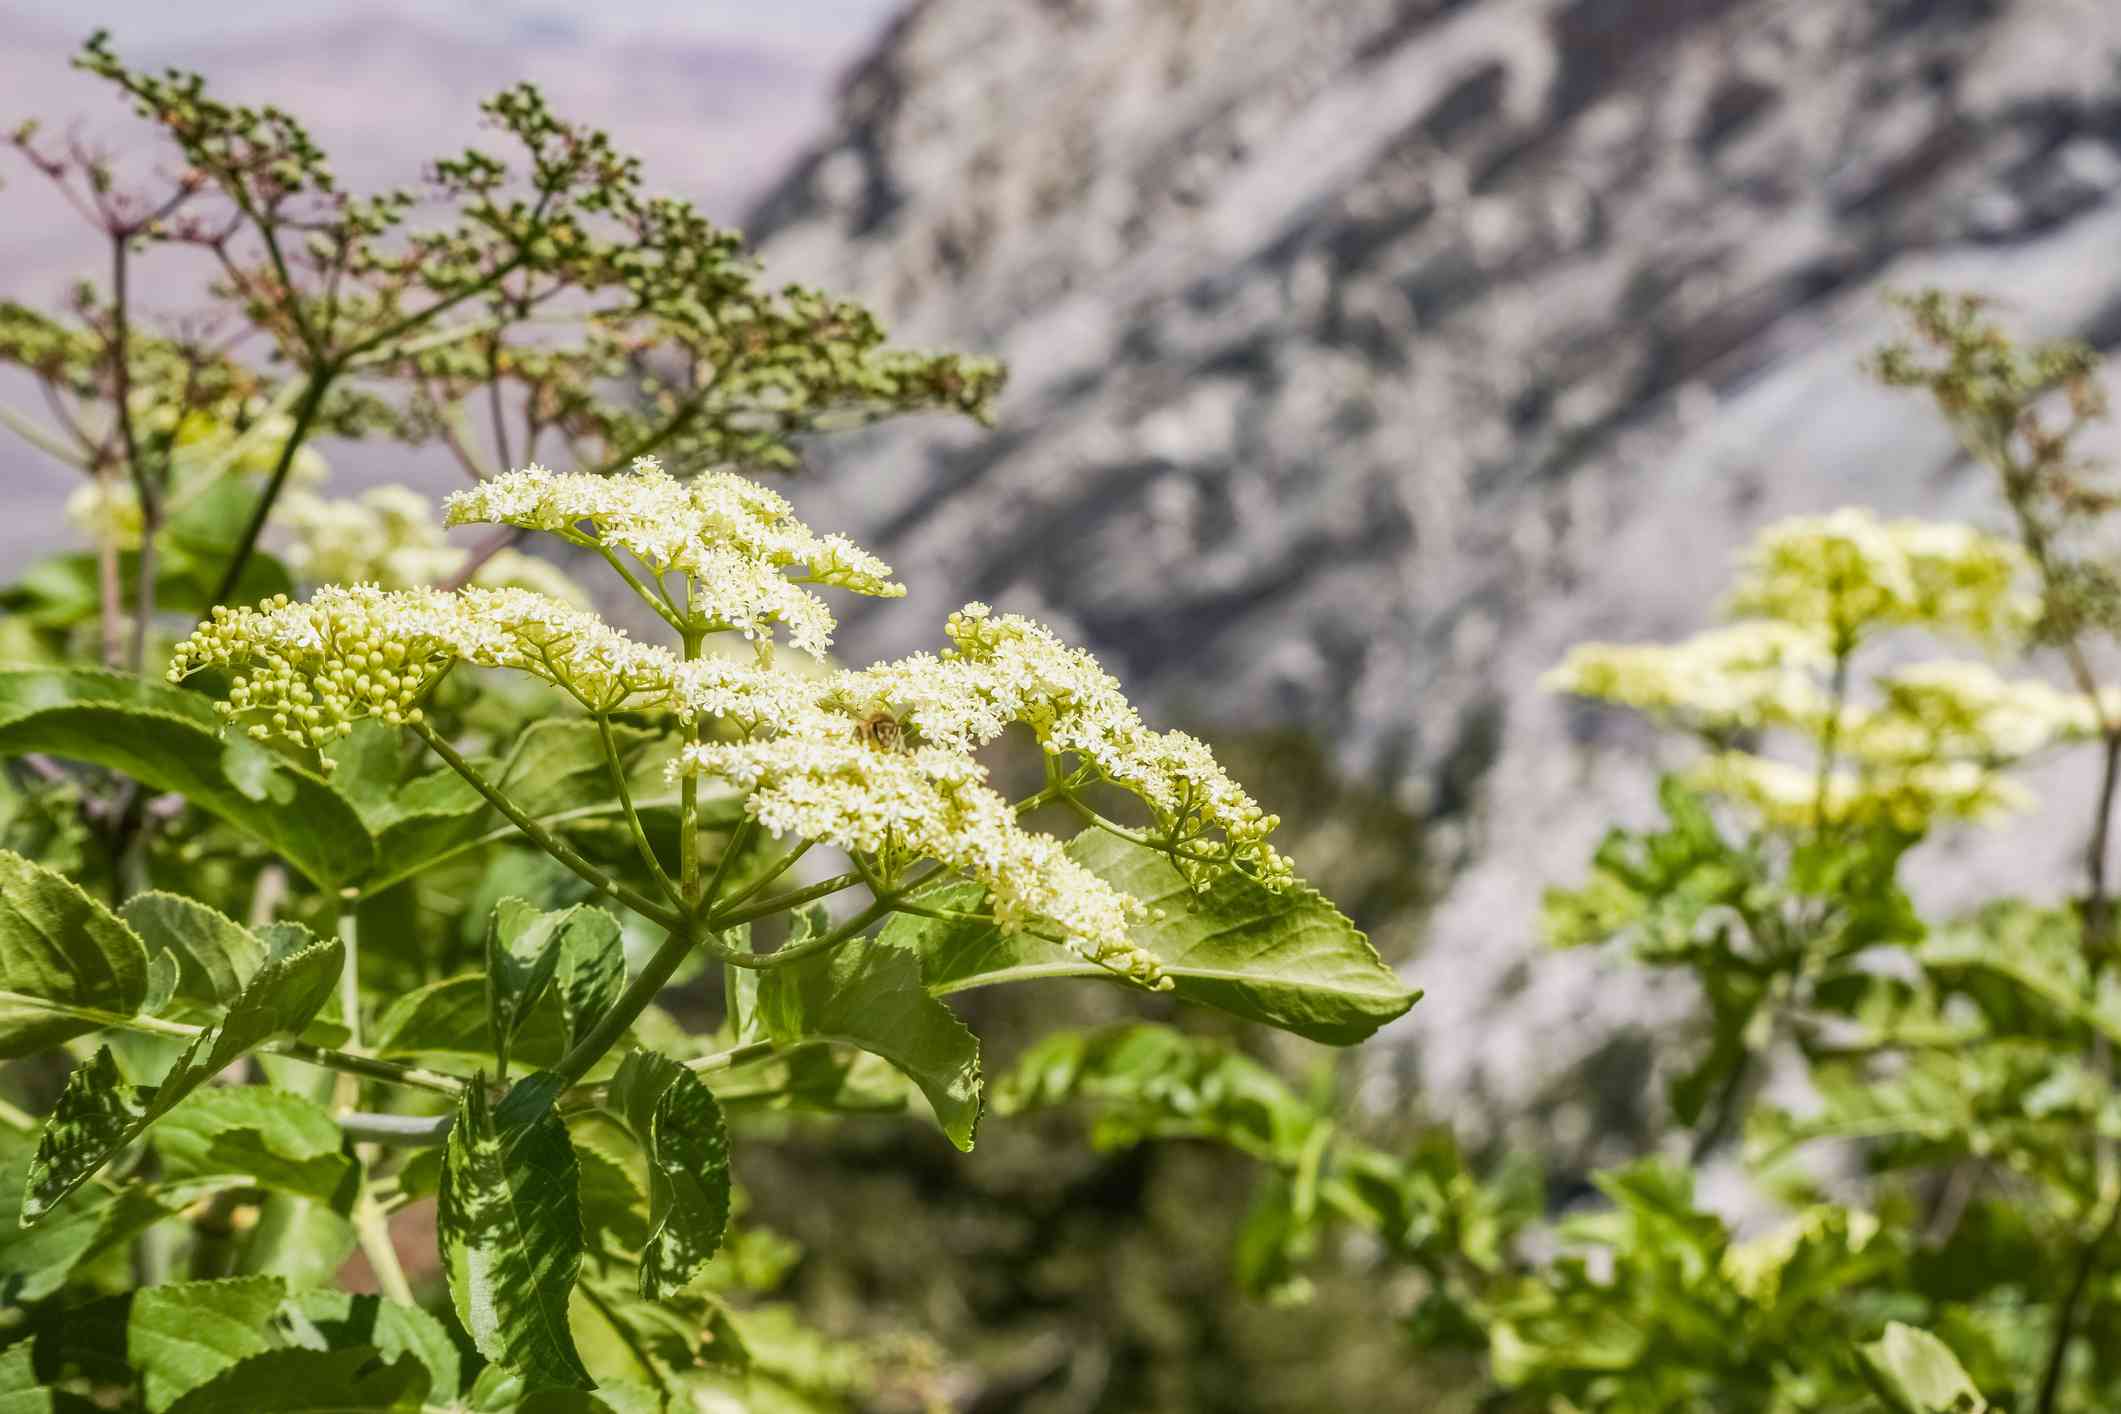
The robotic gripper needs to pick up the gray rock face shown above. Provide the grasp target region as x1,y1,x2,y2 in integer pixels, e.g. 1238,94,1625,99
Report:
749,0,2121,1139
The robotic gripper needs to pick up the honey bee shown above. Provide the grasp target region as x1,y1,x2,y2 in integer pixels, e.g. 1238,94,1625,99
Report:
854,706,906,753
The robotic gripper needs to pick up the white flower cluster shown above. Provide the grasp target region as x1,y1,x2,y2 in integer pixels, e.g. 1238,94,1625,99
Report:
851,604,1293,889
1542,622,1833,733
279,484,584,602
680,729,1168,990
180,462,1294,987
443,457,902,656
1725,508,2037,643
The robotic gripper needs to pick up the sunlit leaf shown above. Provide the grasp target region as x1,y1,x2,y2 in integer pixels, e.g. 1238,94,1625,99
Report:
0,849,149,1059
904,833,1416,1044
24,936,342,1221
437,1075,592,1391
0,669,373,887
606,1050,731,1300
756,922,981,1150
129,1276,285,1412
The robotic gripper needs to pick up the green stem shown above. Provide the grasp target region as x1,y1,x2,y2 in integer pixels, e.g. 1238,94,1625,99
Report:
548,923,697,1089
585,539,683,631
596,713,681,905
352,1192,417,1306
332,890,364,1114
702,814,757,909
706,872,864,931
205,367,337,610
711,896,896,973
410,719,684,932
0,989,466,1094
717,836,811,910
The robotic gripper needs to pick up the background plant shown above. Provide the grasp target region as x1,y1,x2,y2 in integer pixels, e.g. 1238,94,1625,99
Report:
1010,298,2121,1413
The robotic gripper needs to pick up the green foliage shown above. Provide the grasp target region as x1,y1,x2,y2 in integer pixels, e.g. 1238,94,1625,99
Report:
439,1079,594,1391
994,297,2121,1412
757,917,983,1150
909,831,1418,1045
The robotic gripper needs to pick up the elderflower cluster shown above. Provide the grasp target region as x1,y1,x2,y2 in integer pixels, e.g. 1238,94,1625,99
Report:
679,727,1168,989
279,485,585,602
178,459,1293,985
168,585,458,753
1542,622,1832,732
65,480,147,551
1845,661,2100,766
1546,510,2104,834
443,457,902,656
1725,509,2036,643
169,574,879,762
1686,751,2033,832
852,604,1292,889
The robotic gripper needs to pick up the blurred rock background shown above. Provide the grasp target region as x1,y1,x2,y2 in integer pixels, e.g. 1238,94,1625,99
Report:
10,1,2121,1407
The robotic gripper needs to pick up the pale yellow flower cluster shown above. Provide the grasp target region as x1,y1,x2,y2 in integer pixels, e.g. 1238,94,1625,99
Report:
853,604,1293,889
279,485,585,603
443,457,902,656
680,730,1168,988
1725,508,2036,643
1542,622,1832,732
168,584,805,752
1686,751,2032,832
1845,661,2099,766
1547,510,2099,833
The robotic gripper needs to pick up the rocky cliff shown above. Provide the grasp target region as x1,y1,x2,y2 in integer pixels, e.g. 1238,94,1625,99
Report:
749,0,2121,1143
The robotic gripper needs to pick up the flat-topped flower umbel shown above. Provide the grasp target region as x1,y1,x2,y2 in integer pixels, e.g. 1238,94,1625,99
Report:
168,456,1301,990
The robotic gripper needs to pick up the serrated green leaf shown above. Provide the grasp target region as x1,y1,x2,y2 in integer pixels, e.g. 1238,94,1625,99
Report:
488,899,570,1075
438,1077,592,1391
553,908,626,1052
1859,1322,1988,1413
0,669,372,887
120,893,266,1010
904,832,1417,1045
129,1275,285,1411
571,1133,649,1266
154,1087,360,1206
0,849,149,1059
481,900,627,1069
24,937,343,1221
0,1133,171,1304
284,1291,461,1405
373,973,567,1070
606,1051,731,1299
160,1347,429,1413
757,927,981,1150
